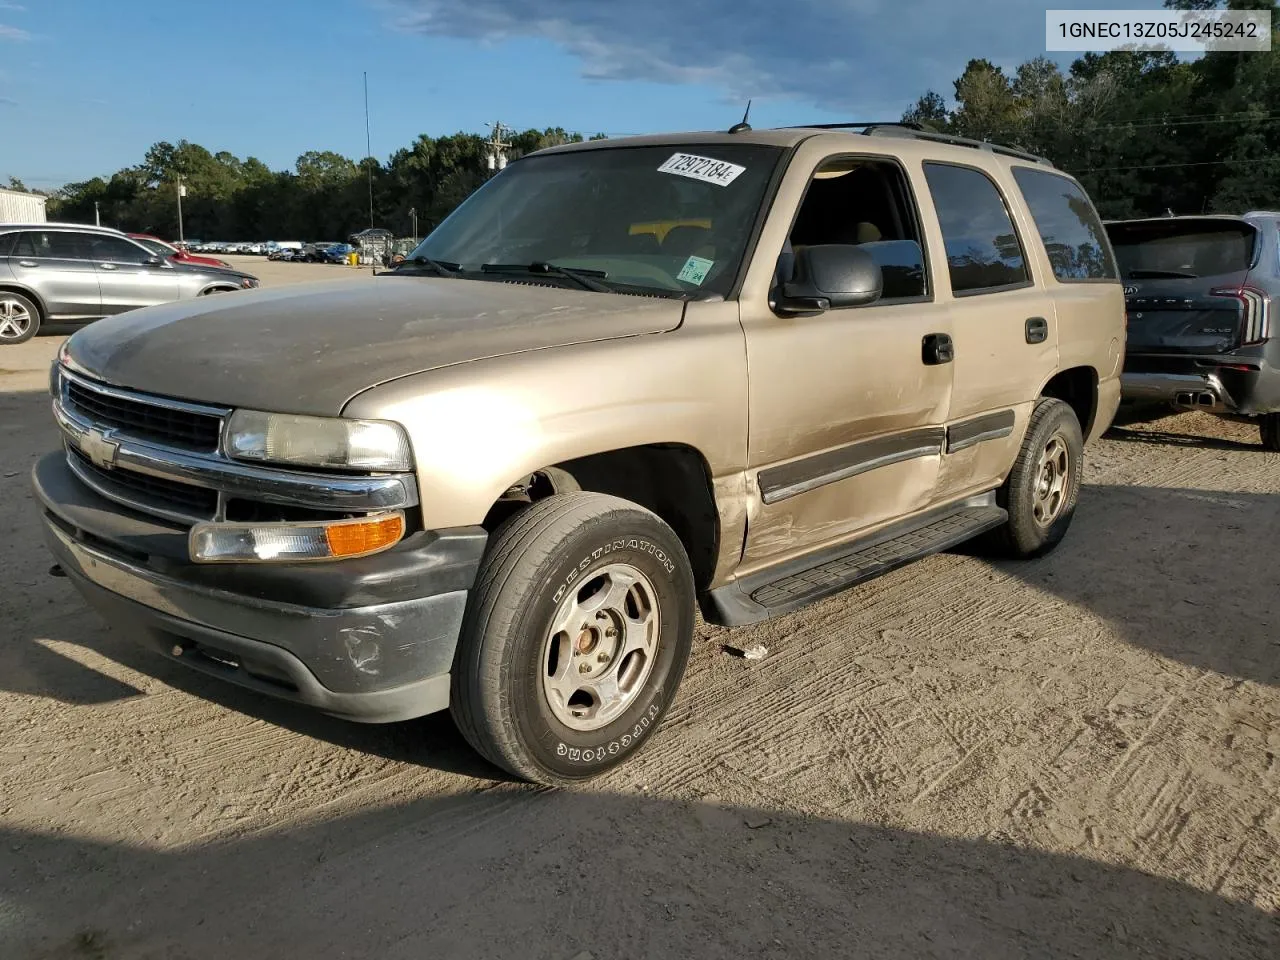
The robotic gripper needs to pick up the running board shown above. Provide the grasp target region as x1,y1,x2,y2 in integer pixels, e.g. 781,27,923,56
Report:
702,496,1007,627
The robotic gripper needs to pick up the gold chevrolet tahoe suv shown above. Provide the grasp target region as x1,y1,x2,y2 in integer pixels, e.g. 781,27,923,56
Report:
35,123,1125,784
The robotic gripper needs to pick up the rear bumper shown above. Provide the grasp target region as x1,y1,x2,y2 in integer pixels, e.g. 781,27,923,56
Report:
1120,371,1235,412
33,450,487,723
1121,352,1280,415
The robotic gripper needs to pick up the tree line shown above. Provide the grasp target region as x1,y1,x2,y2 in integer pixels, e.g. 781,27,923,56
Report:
37,0,1279,240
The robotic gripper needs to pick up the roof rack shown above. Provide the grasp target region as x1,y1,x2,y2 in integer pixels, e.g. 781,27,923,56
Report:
781,121,1053,167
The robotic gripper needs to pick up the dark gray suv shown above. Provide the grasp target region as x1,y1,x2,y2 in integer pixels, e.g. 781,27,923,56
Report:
0,223,259,345
1106,211,1280,449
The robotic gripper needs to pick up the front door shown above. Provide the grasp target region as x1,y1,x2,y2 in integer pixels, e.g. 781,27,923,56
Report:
9,230,101,319
86,233,182,314
738,151,954,572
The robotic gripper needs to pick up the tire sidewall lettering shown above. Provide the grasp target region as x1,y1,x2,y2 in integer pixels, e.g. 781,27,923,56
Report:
549,696,664,765
550,536,676,605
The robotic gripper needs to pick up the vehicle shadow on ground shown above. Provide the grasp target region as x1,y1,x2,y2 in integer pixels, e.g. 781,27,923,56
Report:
975,483,1280,687
1105,425,1260,452
2,790,1276,960
22,615,509,780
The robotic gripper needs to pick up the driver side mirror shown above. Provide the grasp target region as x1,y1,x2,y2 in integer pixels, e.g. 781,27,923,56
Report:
776,244,883,315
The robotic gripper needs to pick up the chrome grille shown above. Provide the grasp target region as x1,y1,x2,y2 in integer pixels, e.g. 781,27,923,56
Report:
53,364,420,530
63,372,225,452
67,444,218,521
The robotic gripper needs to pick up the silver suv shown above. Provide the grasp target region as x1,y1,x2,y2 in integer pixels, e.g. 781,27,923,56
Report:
0,223,260,345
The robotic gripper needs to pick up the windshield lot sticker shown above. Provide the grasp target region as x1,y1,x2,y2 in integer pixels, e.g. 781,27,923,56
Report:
677,255,714,286
657,153,746,186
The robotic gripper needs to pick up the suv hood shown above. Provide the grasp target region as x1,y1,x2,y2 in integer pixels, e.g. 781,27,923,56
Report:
65,276,685,416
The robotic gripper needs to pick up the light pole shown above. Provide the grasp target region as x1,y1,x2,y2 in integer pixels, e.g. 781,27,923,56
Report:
409,206,417,242
176,176,186,244
484,121,511,176
94,201,100,227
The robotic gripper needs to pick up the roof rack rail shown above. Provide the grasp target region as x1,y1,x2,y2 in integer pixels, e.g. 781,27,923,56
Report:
781,121,1053,166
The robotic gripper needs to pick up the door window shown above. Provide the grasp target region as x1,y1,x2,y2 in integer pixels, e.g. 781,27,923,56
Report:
88,234,150,264
922,163,1029,295
1011,167,1117,281
781,156,930,303
14,230,92,260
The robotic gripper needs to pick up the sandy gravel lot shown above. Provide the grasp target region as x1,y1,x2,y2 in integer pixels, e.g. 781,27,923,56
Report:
1,259,1277,958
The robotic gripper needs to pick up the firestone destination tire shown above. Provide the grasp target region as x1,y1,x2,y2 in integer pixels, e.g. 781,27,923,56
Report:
450,492,696,785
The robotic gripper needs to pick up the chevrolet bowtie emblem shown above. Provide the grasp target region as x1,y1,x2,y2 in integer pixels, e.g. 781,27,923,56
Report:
80,428,120,470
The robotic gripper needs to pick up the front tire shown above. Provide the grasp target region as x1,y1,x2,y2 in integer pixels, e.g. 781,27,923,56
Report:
450,492,696,784
987,397,1084,559
1259,414,1280,451
0,291,40,345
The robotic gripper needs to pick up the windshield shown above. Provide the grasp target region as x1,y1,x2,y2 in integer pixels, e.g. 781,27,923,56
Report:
134,237,176,257
406,143,785,297
1106,219,1257,279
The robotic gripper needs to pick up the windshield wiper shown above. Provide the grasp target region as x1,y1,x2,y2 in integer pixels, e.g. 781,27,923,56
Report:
480,261,613,293
401,256,463,277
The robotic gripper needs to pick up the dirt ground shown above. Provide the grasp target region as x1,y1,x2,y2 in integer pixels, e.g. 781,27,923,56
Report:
1,258,1277,958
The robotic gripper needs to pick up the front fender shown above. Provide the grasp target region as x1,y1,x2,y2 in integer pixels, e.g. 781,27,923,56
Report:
342,305,748,531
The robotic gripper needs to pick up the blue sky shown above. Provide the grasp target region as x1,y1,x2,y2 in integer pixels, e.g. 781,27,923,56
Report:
1,0,1168,190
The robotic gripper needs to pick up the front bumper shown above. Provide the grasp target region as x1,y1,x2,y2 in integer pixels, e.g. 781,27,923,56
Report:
33,451,487,723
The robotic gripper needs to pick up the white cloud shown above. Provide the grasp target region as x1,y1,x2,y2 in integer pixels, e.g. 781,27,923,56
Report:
387,0,1051,112
0,23,29,41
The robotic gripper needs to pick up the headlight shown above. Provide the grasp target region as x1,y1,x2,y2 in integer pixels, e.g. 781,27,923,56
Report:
225,410,413,472
190,512,405,563
240,277,258,288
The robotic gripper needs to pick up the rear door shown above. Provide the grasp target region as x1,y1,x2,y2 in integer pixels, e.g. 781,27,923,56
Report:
1106,218,1263,353
87,233,183,314
9,229,101,319
922,161,1060,497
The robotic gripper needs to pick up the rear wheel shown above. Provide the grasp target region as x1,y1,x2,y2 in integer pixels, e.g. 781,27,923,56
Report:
0,291,40,345
986,398,1084,559
450,492,696,785
1260,414,1280,452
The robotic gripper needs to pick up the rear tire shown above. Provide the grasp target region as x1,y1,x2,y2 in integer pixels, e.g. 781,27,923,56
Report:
1259,414,1280,452
0,291,40,345
450,492,696,785
986,398,1084,559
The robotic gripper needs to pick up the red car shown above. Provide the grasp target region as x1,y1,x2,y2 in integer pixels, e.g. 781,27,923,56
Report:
127,234,231,269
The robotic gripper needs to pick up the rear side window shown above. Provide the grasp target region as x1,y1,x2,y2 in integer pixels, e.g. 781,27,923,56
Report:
1105,219,1258,280
14,231,91,260
1012,168,1117,281
922,162,1029,295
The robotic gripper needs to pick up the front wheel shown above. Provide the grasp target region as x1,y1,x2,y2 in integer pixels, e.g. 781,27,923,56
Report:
986,397,1084,559
450,492,695,784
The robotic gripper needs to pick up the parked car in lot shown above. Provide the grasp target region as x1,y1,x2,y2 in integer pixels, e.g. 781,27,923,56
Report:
33,125,1123,783
0,223,259,344
320,242,355,264
128,233,232,269
1106,212,1280,449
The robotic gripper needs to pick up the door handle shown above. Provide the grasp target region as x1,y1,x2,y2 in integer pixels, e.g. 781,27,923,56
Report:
98,262,117,270
922,332,954,365
1025,316,1048,344
17,260,37,268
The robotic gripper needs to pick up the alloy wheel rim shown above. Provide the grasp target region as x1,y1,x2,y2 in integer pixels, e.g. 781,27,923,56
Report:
0,298,32,340
540,562,661,732
1032,433,1070,527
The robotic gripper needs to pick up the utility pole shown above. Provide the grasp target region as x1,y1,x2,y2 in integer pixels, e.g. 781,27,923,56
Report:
176,176,186,243
364,71,374,229
484,121,511,176
409,206,417,242
94,201,100,227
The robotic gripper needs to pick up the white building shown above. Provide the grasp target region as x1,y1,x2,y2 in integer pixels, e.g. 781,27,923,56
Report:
0,187,48,223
